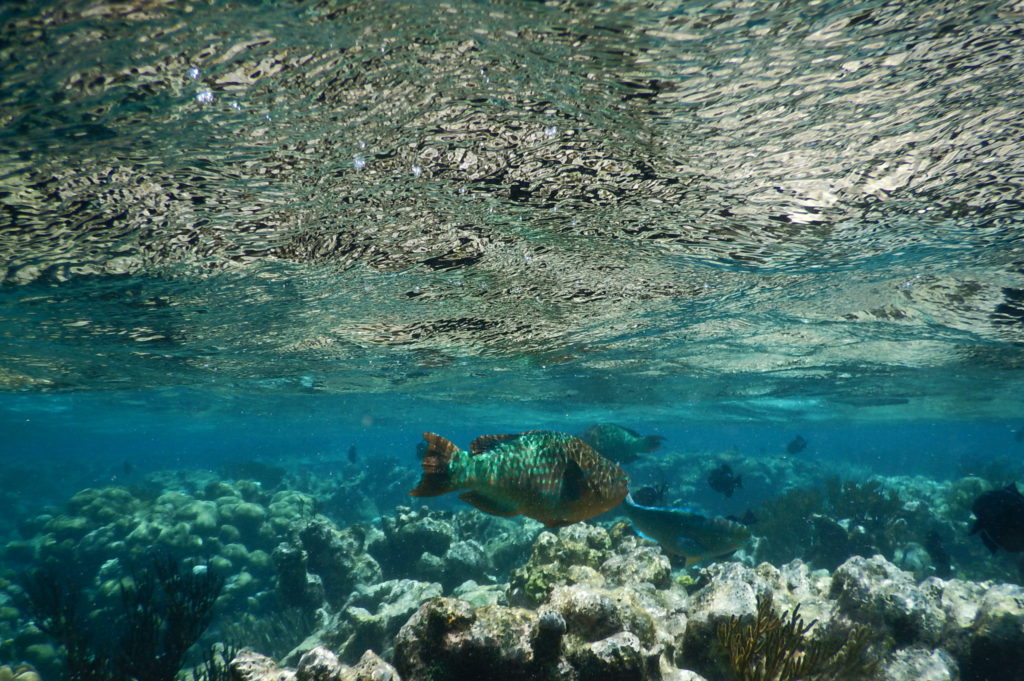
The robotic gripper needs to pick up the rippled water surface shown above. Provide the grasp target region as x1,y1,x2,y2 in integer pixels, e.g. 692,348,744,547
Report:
2,0,1024,422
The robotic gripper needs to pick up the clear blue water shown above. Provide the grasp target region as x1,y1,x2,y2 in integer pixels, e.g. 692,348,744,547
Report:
2,0,1024,675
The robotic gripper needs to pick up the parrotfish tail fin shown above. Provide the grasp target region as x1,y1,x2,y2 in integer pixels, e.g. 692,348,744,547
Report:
642,435,666,452
410,433,460,497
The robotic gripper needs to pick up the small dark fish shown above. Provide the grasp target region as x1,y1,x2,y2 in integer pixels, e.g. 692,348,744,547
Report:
707,463,742,498
725,509,759,527
348,445,358,464
969,483,1024,553
122,460,135,477
623,494,751,567
410,431,629,527
579,423,665,464
632,482,669,507
786,435,807,454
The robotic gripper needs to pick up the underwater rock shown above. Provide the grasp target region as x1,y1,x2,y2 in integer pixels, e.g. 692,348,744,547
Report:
340,579,443,661
295,518,384,608
230,648,299,681
437,539,489,589
568,630,648,681
375,506,455,574
232,647,399,681
960,582,1024,681
510,522,671,607
599,530,672,589
285,579,443,666
878,646,959,681
830,554,946,646
272,542,326,608
0,666,42,681
296,646,342,681
394,591,678,681
546,584,657,649
452,579,508,607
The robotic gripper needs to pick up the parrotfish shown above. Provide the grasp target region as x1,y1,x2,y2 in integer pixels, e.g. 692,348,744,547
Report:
623,494,751,567
970,483,1024,553
410,431,629,527
579,423,665,464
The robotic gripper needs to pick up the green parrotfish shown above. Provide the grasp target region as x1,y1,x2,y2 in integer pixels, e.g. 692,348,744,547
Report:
410,430,629,527
579,423,665,464
623,494,751,567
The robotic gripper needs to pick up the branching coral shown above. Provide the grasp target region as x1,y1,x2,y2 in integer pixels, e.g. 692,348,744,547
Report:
22,556,223,681
715,594,872,681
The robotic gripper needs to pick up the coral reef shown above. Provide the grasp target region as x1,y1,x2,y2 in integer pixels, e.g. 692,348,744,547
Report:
226,515,1024,681
0,476,318,672
4,465,1024,681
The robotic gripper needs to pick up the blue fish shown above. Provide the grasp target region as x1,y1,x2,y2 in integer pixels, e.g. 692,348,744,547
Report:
623,494,751,567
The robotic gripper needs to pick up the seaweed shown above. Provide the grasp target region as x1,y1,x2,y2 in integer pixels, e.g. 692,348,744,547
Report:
21,565,111,681
187,643,238,681
754,478,914,569
824,477,902,523
715,593,873,681
21,555,223,681
117,555,224,681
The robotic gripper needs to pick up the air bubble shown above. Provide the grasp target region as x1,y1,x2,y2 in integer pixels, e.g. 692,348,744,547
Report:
354,155,366,170
195,90,214,104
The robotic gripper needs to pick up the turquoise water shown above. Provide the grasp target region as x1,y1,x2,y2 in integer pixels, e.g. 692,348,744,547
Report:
2,0,1024,678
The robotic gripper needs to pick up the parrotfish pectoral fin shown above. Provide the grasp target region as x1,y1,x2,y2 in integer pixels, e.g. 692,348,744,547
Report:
560,459,586,502
674,536,708,567
459,491,519,517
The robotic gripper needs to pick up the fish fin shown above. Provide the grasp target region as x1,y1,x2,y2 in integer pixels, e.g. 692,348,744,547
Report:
969,519,980,535
979,530,1001,554
458,491,519,517
632,527,659,544
469,433,521,455
410,433,460,497
641,435,665,452
560,459,586,502
544,518,574,528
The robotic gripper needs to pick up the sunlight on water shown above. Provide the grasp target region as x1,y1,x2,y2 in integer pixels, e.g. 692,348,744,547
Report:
0,0,1022,420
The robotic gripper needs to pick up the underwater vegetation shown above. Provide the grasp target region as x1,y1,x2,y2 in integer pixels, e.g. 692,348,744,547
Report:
753,477,917,571
715,593,873,681
21,555,222,681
